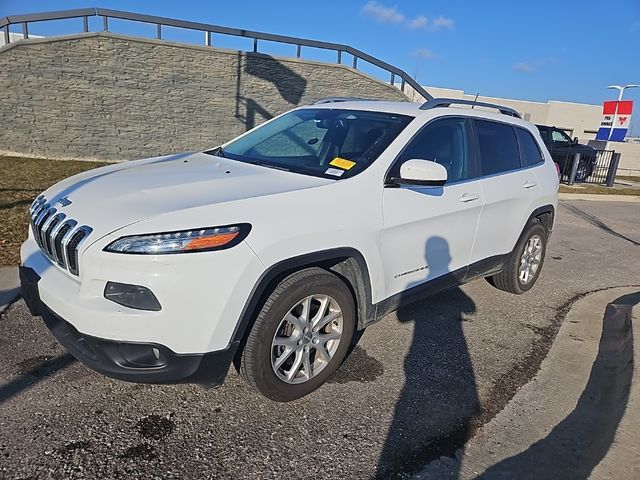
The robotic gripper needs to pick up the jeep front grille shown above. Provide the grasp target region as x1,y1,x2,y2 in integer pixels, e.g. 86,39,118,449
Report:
29,196,92,276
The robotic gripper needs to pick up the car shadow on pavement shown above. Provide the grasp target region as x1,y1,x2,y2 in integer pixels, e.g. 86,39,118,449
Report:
562,203,640,247
477,291,637,479
0,353,76,404
375,236,481,479
0,286,21,313
0,252,76,404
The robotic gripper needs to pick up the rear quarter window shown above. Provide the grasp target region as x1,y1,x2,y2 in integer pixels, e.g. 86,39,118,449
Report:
515,128,544,166
474,120,521,176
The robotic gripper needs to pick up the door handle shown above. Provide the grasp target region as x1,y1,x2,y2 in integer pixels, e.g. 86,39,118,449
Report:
459,193,480,203
523,181,538,189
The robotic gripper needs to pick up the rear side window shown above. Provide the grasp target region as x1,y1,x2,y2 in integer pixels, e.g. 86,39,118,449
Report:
515,128,544,166
474,120,521,176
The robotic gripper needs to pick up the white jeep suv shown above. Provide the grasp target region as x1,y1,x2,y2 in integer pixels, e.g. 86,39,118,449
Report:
20,98,558,401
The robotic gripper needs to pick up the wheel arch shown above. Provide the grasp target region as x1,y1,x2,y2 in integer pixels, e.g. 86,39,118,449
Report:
528,204,555,234
229,247,375,367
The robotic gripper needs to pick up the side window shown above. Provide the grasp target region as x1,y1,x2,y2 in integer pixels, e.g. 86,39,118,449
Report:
536,126,550,146
475,120,521,176
551,129,571,144
516,128,544,166
395,118,471,183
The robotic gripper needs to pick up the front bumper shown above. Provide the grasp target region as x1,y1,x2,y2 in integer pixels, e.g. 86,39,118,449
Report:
20,266,236,386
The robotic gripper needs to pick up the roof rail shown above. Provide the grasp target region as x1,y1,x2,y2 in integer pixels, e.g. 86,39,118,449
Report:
313,97,376,104
420,98,521,118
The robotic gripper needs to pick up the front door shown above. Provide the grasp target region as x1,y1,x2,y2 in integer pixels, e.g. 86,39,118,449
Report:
380,117,482,301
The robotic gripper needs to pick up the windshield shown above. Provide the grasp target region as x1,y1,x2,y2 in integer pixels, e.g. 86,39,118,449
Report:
552,129,572,143
211,108,413,179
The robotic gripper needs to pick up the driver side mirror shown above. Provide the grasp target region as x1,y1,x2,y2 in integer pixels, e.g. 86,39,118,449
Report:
573,137,579,145
388,159,448,187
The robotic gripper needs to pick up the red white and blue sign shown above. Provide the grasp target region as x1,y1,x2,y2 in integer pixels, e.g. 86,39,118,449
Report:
596,100,633,142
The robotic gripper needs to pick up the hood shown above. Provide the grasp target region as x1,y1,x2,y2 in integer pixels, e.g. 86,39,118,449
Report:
41,152,333,238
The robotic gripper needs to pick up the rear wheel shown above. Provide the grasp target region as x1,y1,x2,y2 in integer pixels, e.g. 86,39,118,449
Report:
487,220,547,294
240,268,355,401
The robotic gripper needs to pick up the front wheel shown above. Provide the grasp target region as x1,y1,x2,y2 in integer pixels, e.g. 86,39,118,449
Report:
487,221,548,294
240,268,355,401
574,164,589,182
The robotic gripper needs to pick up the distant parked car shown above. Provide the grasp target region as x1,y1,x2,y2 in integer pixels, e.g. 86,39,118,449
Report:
535,125,597,182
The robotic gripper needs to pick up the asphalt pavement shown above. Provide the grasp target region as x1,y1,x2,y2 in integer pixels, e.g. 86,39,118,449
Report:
0,199,638,479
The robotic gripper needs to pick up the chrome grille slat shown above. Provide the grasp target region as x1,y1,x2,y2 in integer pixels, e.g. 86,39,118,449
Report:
43,212,65,255
28,196,90,276
49,217,70,265
29,195,45,216
32,203,51,249
39,208,58,252
60,221,80,272
66,226,92,275
33,203,51,227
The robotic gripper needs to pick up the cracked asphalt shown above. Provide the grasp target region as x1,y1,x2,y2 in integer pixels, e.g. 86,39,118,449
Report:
0,199,638,479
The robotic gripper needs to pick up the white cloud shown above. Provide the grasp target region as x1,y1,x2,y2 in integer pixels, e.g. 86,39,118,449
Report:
429,16,454,32
409,15,428,30
513,57,556,74
362,2,453,32
513,62,535,74
412,48,437,60
362,1,405,24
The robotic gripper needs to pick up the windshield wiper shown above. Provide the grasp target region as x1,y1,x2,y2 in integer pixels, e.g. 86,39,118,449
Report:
248,161,291,172
204,146,225,157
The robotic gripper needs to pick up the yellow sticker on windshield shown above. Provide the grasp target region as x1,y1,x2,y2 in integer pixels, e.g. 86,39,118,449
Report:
329,157,356,170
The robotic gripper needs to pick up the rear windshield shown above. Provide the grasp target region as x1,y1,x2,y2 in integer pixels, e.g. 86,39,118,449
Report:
211,108,413,179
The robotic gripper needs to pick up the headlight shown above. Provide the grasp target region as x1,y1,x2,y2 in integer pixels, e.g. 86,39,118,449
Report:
104,224,251,254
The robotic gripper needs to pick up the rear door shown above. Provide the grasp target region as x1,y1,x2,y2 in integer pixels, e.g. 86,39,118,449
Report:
469,119,540,268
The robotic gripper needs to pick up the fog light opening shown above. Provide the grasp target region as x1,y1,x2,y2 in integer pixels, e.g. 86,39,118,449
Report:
117,344,168,368
104,281,161,311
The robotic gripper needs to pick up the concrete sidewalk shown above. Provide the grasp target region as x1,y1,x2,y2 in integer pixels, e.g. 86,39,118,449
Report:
418,286,639,479
0,267,19,314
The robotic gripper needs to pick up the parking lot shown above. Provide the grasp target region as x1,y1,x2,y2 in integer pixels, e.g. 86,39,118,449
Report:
1,199,638,479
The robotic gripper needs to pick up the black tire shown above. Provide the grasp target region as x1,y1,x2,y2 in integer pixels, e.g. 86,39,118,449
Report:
240,268,356,402
487,220,548,294
574,164,589,182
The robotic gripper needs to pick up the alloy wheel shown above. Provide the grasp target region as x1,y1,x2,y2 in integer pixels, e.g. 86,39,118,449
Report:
270,294,343,384
519,234,543,284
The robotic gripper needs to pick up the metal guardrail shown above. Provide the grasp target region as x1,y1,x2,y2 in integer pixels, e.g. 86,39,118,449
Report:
0,7,432,101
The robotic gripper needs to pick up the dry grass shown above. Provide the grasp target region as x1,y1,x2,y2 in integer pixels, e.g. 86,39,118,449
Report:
0,156,109,266
559,184,640,196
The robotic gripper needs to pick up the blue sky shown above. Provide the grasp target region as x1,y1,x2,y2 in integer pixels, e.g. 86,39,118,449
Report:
3,0,640,134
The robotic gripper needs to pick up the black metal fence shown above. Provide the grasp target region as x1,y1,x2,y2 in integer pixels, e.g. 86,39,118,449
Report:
0,7,431,101
550,149,621,186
